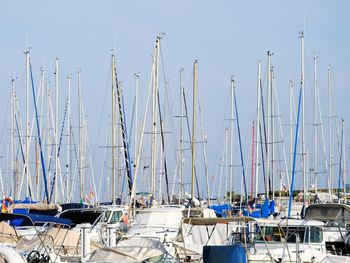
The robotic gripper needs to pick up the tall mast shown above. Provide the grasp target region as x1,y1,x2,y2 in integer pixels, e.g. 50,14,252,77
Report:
78,69,84,202
111,56,116,205
134,73,139,176
36,68,44,201
313,55,318,194
289,79,294,189
25,50,30,199
224,128,228,202
328,66,332,200
179,68,184,200
271,66,275,200
230,76,234,205
255,61,261,197
54,58,59,203
191,60,198,202
300,32,306,206
343,123,346,203
67,74,72,203
151,36,160,199
11,78,16,199
266,51,272,197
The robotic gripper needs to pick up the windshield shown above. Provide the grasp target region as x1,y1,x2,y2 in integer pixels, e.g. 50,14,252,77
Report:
255,225,323,243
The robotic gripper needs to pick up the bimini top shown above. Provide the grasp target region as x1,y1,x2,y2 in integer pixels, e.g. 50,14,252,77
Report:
0,212,72,227
305,203,350,224
182,216,256,225
256,217,324,227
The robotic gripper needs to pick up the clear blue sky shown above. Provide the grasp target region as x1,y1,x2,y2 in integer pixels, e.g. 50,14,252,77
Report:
1,1,349,200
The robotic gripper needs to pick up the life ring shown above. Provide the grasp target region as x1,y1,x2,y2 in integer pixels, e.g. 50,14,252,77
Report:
1,198,13,212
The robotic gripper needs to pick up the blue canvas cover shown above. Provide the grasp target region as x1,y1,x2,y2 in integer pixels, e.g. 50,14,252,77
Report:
208,204,234,217
203,244,247,263
243,208,261,218
261,199,269,218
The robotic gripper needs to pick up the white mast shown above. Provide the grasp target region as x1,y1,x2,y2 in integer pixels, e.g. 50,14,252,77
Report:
67,74,72,203
300,32,306,205
266,51,272,197
255,61,261,198
328,66,332,199
230,77,234,205
224,128,228,203
11,78,16,199
54,58,59,203
271,66,275,199
289,80,294,194
134,73,139,177
25,50,30,199
36,68,44,201
179,68,184,200
313,55,318,193
343,122,346,203
78,69,84,202
111,56,116,205
46,82,51,201
191,60,198,202
151,36,160,199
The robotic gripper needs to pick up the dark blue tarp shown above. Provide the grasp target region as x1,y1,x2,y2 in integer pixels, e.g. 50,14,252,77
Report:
261,199,269,218
0,212,72,227
203,244,247,263
243,208,261,218
208,204,234,218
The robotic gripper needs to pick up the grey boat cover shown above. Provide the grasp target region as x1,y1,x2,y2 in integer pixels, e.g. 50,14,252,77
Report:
88,237,167,262
305,203,350,224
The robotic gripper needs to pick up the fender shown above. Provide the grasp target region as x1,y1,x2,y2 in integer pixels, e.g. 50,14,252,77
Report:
0,245,26,263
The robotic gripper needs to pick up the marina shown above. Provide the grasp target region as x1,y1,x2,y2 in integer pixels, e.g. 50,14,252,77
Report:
1,1,350,262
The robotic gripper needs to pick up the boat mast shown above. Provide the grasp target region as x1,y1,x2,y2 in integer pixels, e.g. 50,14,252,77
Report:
289,80,294,192
54,58,59,204
255,61,261,198
36,68,44,201
11,78,16,199
328,66,333,200
67,74,72,203
251,121,255,197
266,51,272,198
230,76,234,205
151,37,160,199
343,123,346,203
25,49,30,199
224,128,228,202
271,66,275,200
111,55,116,205
179,68,184,201
313,54,318,194
191,60,198,202
134,73,139,178
300,32,307,207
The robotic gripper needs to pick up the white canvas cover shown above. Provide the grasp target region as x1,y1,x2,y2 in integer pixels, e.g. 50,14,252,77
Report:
88,237,167,262
174,221,243,255
17,227,101,256
134,206,184,228
8,203,62,213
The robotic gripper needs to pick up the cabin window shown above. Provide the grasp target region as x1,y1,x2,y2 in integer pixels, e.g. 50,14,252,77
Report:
285,228,305,243
102,211,111,222
255,226,282,242
110,211,123,223
305,226,323,243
